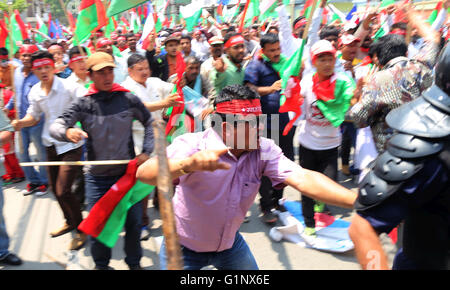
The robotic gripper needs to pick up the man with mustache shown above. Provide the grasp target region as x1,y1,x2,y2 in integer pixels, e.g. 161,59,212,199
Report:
210,32,246,94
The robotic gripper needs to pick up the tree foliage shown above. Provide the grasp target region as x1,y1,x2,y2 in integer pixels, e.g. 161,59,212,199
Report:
0,0,28,12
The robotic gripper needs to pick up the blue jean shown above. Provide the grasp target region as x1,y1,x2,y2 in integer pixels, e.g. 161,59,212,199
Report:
19,121,48,185
0,184,10,258
85,174,142,268
159,232,259,270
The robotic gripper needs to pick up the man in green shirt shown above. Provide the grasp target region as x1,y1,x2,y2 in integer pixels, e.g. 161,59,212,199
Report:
210,32,246,94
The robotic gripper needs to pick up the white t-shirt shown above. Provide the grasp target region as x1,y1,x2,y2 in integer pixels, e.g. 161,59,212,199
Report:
121,76,174,153
298,73,343,150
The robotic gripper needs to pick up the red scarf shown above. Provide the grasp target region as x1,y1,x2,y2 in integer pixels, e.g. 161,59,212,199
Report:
312,74,336,102
85,83,130,96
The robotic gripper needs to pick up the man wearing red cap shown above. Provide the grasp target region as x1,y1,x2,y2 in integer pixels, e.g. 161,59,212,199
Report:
298,40,355,239
95,37,127,84
5,45,48,196
136,84,357,269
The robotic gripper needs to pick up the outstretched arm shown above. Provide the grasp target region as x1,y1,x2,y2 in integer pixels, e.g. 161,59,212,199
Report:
284,169,357,209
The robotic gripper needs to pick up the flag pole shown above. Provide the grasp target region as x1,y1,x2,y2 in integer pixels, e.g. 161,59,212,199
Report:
7,1,23,154
56,0,87,57
152,115,184,270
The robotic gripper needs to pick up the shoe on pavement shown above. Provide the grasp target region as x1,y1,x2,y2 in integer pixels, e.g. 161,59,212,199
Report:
140,226,151,241
261,211,278,224
34,184,48,196
69,233,87,251
94,265,115,270
129,264,144,270
0,253,23,266
341,164,350,176
301,227,317,246
50,223,75,238
23,183,40,196
11,177,25,184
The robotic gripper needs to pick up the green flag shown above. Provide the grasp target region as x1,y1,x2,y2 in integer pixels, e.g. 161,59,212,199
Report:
74,0,108,45
180,3,202,32
107,0,148,17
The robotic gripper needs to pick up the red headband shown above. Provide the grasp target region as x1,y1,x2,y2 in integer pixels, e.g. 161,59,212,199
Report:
224,35,245,49
96,38,112,49
19,45,39,55
68,55,86,65
390,29,406,36
294,19,307,30
216,99,262,116
32,58,55,69
0,55,8,60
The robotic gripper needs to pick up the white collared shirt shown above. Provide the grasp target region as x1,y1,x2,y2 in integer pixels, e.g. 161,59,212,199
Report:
27,76,84,155
66,73,90,97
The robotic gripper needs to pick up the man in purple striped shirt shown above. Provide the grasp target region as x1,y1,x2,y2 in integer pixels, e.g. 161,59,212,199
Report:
137,85,356,270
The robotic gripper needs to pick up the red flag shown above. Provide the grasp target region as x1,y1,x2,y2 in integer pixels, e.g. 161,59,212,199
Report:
0,19,9,47
121,16,130,27
279,77,303,136
14,10,28,40
238,0,251,33
67,10,76,32
394,0,409,23
165,52,187,136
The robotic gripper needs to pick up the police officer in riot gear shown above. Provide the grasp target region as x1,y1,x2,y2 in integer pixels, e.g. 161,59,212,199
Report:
348,43,450,270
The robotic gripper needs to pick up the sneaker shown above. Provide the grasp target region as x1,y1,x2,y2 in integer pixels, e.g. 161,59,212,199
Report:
23,183,40,196
301,227,317,246
261,210,278,224
140,226,151,241
129,264,144,270
304,227,316,236
34,184,48,196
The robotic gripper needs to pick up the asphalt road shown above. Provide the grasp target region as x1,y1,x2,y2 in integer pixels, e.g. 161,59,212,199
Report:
1,163,397,271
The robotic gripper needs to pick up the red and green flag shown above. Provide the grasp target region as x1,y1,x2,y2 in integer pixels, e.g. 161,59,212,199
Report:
165,52,187,143
245,0,260,27
5,11,26,53
426,1,449,25
78,159,155,248
312,72,356,127
73,0,108,45
301,0,315,19
105,16,118,38
107,0,148,17
279,39,307,136
372,0,396,40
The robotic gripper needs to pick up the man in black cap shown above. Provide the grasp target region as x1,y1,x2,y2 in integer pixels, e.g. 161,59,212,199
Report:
145,32,181,81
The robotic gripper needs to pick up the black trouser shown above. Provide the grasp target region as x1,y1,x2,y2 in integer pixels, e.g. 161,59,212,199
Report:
340,121,357,166
259,126,295,212
46,146,84,229
298,145,338,228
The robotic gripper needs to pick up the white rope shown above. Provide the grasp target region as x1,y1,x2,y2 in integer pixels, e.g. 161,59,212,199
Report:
19,160,131,167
